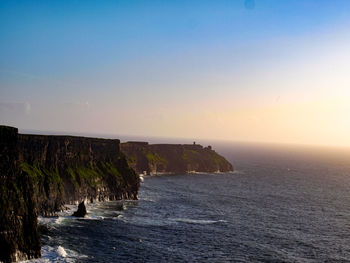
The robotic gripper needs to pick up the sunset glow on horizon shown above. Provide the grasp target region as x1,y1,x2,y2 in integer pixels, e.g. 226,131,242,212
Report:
1,0,350,147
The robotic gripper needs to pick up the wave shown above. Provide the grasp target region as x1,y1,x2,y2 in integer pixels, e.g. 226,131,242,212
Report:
139,197,156,202
39,215,106,223
20,245,88,263
38,216,64,225
56,246,67,258
170,218,226,225
112,214,124,220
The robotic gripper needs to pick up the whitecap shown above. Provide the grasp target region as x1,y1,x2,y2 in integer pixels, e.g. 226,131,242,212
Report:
20,245,87,263
38,216,64,225
140,197,155,202
56,246,67,258
170,218,226,225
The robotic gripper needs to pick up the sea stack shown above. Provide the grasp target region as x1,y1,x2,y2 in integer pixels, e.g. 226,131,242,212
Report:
72,201,87,217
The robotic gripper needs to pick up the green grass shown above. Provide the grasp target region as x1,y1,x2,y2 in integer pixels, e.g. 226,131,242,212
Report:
100,162,122,179
19,159,139,205
20,162,45,182
146,152,167,165
20,162,64,195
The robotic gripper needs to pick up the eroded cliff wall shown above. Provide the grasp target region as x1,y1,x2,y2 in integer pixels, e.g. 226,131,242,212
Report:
0,126,40,263
18,134,139,216
120,142,233,174
0,126,140,262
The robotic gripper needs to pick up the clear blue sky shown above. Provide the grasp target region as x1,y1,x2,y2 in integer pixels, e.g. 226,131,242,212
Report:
1,0,350,146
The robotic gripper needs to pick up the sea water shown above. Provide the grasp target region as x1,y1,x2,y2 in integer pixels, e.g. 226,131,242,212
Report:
23,142,350,262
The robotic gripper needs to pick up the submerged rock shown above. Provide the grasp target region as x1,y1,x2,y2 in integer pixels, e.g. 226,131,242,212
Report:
72,202,87,217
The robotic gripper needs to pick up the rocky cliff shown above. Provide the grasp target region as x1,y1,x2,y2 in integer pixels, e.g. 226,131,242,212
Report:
0,126,40,262
0,126,140,262
120,142,233,174
18,134,139,216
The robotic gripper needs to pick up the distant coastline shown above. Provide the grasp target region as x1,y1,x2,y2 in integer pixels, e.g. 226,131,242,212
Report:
121,141,233,175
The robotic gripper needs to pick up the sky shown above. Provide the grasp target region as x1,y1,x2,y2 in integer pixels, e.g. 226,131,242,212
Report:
1,0,350,147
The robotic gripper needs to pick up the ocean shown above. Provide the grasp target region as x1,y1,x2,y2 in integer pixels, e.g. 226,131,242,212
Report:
24,142,350,262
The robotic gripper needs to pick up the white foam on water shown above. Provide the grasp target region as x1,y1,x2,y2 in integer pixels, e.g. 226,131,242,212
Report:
56,246,67,258
170,218,226,225
118,216,170,227
86,215,105,220
20,245,88,263
38,216,64,225
139,197,156,202
56,215,105,221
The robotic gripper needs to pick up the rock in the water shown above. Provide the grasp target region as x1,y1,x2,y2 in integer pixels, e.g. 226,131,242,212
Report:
72,202,87,217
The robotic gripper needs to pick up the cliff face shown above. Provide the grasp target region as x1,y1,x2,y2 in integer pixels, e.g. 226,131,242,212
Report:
18,134,139,216
0,126,140,262
0,126,40,263
120,142,233,175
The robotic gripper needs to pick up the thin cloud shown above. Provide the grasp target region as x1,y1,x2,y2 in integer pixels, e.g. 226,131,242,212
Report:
0,101,31,115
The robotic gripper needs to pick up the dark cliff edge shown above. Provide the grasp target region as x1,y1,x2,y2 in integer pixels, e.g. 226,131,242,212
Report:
0,126,139,262
0,127,40,262
120,141,233,175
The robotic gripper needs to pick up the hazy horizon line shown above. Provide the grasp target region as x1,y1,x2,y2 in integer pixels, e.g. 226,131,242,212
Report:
17,127,350,151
